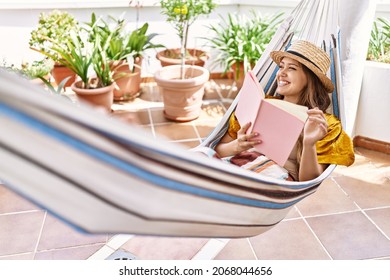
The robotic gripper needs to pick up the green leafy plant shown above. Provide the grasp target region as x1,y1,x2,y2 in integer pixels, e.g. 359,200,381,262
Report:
1,58,69,94
367,17,390,63
205,11,283,80
37,26,113,89
20,58,54,80
86,13,163,72
29,10,80,63
160,0,217,75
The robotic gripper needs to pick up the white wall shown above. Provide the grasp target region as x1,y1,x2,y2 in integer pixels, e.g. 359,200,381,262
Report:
0,0,303,75
354,61,390,143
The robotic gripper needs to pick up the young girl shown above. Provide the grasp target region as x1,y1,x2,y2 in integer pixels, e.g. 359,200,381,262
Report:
215,40,355,181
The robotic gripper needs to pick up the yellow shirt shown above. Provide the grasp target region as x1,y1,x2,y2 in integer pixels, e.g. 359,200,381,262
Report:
227,112,355,167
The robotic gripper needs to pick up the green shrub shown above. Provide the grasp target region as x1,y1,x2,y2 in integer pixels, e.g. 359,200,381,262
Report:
367,17,390,63
206,11,283,80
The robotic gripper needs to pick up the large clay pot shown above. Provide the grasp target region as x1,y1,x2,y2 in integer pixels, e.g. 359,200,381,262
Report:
110,58,142,102
51,63,76,88
230,62,252,90
156,48,209,67
71,80,114,112
154,65,209,122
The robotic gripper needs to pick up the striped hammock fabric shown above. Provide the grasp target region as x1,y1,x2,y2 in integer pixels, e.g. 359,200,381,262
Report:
0,0,342,238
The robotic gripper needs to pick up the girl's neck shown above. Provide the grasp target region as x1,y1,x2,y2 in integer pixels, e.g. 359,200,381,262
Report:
283,96,299,104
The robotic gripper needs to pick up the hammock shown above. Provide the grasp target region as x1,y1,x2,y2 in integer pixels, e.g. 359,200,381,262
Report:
0,0,342,238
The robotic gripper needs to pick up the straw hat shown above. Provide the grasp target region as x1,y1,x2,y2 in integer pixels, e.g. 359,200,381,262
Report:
270,40,334,93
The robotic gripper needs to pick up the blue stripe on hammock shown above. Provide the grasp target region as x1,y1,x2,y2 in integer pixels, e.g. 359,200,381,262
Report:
0,103,306,210
330,47,339,119
264,66,278,93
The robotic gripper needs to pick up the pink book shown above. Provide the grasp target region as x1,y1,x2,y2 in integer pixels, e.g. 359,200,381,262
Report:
235,71,308,166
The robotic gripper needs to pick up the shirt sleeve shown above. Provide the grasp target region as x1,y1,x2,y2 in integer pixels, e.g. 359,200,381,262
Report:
316,114,355,166
227,112,241,140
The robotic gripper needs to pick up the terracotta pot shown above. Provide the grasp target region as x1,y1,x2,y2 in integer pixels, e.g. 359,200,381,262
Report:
51,63,76,88
230,62,247,90
154,65,210,122
71,80,114,112
110,58,142,102
156,48,209,67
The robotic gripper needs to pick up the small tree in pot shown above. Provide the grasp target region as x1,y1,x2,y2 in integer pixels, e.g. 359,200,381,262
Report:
157,0,217,76
155,0,216,122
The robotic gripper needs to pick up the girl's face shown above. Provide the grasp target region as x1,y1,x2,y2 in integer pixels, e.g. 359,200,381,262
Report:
276,57,308,103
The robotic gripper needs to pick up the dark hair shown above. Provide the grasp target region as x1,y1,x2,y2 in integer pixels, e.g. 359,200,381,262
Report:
294,64,331,173
298,65,331,111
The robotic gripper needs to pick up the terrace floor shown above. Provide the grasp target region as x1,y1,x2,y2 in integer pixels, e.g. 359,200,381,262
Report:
1,79,390,260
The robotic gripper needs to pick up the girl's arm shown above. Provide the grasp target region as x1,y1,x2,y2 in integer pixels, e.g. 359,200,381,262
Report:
299,108,329,181
215,122,260,158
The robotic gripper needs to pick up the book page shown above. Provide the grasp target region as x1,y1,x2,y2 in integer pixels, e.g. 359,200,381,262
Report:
235,71,264,132
252,101,307,166
265,99,308,122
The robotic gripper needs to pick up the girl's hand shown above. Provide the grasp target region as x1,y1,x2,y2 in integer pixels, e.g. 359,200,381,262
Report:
234,122,261,154
303,108,328,146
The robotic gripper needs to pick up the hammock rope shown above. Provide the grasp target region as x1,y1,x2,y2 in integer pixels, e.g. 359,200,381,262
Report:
0,0,343,238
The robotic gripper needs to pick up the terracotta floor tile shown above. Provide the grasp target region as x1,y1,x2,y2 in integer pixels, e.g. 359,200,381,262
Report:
173,140,202,149
334,157,388,185
111,109,149,126
214,238,256,260
34,244,104,260
284,206,301,219
355,147,390,166
37,214,107,251
296,177,358,216
195,123,219,139
0,185,39,213
334,176,390,209
364,208,390,238
132,109,151,125
154,123,198,141
248,219,330,260
306,211,390,259
204,85,221,100
0,211,45,256
139,125,154,137
210,79,238,99
120,237,209,260
150,107,168,124
139,83,163,102
198,102,227,120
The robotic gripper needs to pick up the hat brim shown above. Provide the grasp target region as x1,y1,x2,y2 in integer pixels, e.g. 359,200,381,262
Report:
270,50,335,93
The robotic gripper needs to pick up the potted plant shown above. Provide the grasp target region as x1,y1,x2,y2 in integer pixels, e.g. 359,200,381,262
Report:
355,17,390,144
1,58,71,96
38,22,116,112
205,11,283,88
156,0,217,69
19,58,54,86
89,13,163,101
367,17,390,63
29,10,79,88
154,0,216,122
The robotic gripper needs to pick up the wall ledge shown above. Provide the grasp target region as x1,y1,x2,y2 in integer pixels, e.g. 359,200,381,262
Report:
353,136,390,155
